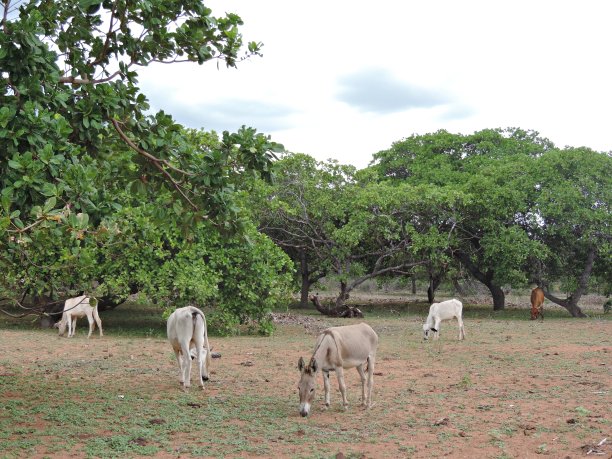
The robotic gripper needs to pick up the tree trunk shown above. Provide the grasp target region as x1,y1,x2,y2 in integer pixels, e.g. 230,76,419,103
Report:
335,280,350,309
487,282,506,311
541,247,595,318
411,276,417,294
427,274,442,304
300,279,310,307
298,251,326,308
300,253,311,307
455,252,505,310
309,294,363,318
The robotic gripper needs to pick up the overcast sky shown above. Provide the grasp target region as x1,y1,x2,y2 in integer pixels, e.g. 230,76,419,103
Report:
140,0,612,169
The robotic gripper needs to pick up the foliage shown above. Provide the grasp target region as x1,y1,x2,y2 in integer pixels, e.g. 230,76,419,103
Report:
0,0,289,331
371,128,611,314
256,153,469,310
529,147,611,290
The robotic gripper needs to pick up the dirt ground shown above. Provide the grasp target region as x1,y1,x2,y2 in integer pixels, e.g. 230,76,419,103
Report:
0,305,610,458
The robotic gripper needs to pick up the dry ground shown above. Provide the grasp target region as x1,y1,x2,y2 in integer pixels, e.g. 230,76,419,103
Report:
0,302,610,458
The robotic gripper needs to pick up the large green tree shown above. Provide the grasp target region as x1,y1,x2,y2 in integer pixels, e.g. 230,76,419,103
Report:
373,128,611,315
0,0,288,330
372,128,552,310
527,147,612,317
253,154,352,308
256,153,462,315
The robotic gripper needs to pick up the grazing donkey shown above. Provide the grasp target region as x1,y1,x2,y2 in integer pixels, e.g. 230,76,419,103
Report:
56,295,103,338
422,298,465,341
530,287,545,321
167,306,212,390
297,322,378,417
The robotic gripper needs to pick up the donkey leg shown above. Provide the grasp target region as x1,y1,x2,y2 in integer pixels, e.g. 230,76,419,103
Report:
366,355,375,408
86,315,94,339
457,317,465,340
336,367,348,409
180,342,192,389
94,309,103,336
433,318,441,340
173,349,185,385
356,365,367,407
322,371,331,408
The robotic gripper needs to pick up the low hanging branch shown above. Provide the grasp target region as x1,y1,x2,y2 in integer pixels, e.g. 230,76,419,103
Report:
309,294,364,318
0,297,64,318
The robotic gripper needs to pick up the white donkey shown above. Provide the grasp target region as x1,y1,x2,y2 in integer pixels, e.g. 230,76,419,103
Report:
422,298,465,340
167,306,211,390
297,322,378,417
56,295,103,338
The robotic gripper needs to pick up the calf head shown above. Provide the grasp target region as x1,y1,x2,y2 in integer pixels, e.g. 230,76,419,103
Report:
422,323,431,340
423,323,438,340
297,356,318,417
530,307,542,321
55,318,67,337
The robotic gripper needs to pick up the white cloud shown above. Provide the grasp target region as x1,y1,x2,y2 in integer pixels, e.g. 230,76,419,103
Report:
337,68,448,114
139,0,612,169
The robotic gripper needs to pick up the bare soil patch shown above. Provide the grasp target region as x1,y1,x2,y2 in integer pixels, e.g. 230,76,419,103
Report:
0,307,610,458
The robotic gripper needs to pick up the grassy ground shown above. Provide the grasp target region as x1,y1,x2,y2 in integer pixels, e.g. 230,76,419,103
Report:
0,298,610,458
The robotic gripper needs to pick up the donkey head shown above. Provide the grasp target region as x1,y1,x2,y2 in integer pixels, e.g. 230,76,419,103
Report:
55,318,67,337
422,323,438,340
422,323,430,340
297,356,318,417
189,344,210,382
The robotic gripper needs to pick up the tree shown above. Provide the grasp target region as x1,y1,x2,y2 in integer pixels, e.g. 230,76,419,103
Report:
256,153,462,315
0,1,287,330
254,154,351,308
372,128,552,310
528,147,612,317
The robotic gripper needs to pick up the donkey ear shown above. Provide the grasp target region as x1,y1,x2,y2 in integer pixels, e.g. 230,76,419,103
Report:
310,358,318,373
298,357,305,371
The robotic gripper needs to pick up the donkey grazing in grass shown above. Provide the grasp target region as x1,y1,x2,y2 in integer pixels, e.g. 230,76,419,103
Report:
297,322,378,417
530,287,545,321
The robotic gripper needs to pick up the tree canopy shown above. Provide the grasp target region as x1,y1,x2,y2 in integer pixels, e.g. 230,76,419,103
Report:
0,0,289,333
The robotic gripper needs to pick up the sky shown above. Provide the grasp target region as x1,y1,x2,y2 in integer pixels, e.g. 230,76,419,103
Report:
139,1,612,170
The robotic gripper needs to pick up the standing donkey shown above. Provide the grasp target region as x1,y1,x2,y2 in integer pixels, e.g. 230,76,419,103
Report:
297,322,378,417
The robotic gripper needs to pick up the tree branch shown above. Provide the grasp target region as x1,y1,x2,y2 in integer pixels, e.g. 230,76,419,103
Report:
110,119,200,211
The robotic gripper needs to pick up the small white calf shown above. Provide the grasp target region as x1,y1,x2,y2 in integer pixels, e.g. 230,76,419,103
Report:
423,298,465,340
167,306,211,390
56,295,103,338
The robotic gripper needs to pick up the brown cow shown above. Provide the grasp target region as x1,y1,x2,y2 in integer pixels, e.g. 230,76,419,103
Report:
530,287,545,321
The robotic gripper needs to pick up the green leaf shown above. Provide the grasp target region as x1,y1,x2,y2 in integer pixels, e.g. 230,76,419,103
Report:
43,197,57,213
76,212,89,228
8,160,23,170
40,183,57,197
78,0,102,10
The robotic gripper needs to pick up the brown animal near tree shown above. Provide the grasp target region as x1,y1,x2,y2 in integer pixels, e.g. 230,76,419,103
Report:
530,287,545,321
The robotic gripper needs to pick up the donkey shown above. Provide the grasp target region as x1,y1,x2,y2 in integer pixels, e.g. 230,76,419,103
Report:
297,322,378,417
167,306,212,390
55,295,103,339
530,287,545,321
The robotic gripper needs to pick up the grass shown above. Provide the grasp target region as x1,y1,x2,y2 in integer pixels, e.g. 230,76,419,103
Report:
0,297,610,458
